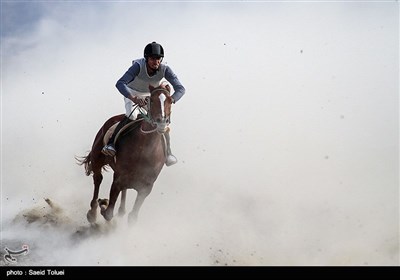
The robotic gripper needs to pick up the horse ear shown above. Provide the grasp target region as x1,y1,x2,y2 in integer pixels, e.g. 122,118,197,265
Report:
149,85,155,91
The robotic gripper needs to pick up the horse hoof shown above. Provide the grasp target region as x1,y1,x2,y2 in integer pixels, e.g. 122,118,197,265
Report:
99,207,113,221
87,209,97,223
103,211,113,221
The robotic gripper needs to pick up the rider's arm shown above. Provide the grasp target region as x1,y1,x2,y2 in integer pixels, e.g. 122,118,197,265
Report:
115,62,141,98
165,66,185,103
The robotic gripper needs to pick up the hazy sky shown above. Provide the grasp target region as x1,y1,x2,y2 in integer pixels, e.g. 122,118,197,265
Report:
1,1,399,266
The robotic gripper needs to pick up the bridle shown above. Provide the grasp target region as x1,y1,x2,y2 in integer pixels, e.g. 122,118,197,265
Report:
139,87,171,134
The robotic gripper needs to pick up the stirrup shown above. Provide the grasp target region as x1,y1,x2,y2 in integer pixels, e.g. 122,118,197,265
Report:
102,144,116,157
165,154,178,166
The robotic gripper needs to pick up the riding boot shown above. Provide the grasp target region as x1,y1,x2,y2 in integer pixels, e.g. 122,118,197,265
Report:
102,116,130,156
164,130,178,166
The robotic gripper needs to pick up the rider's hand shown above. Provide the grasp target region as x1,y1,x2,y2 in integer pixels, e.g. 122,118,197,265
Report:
132,96,148,107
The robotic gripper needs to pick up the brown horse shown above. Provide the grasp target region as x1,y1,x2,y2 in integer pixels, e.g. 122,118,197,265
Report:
78,84,173,224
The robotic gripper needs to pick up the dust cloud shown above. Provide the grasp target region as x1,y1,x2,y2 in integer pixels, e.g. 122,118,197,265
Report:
1,2,398,266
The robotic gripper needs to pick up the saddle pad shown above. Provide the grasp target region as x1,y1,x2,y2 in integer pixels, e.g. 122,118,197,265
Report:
103,119,142,145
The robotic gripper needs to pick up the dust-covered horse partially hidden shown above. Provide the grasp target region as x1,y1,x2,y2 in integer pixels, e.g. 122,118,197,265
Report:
77,84,173,224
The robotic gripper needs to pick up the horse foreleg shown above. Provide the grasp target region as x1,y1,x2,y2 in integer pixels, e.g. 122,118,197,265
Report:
87,172,103,223
118,189,127,217
128,187,152,225
101,181,121,221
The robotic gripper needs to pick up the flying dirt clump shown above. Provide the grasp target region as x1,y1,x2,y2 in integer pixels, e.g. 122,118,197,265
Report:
13,198,72,228
12,197,118,242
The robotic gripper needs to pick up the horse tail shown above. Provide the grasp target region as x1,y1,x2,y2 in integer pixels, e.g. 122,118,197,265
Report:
75,152,93,176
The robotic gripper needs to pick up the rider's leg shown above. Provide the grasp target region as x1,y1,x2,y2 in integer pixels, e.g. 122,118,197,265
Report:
102,98,137,156
164,130,178,166
102,116,130,156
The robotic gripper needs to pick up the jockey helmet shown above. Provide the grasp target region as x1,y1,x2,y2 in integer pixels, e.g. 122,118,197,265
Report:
144,42,164,58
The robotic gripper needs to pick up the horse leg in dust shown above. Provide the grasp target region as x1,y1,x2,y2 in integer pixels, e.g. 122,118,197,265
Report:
100,180,122,221
87,172,103,223
118,189,127,217
128,187,152,225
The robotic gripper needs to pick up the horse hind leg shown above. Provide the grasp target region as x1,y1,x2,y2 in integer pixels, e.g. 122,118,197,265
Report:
118,189,127,217
87,171,103,224
128,187,152,225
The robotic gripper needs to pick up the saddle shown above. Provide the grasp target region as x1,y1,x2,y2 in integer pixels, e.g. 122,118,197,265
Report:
103,118,143,146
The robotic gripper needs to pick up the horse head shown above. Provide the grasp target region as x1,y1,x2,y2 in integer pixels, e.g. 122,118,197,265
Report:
148,84,173,134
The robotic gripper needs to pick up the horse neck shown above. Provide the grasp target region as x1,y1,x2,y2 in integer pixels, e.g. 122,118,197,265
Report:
137,121,164,143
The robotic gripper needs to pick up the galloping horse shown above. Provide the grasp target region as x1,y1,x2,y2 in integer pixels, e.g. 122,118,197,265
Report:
78,84,173,224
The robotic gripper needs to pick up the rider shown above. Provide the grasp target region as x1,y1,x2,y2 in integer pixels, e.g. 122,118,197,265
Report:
102,42,185,166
